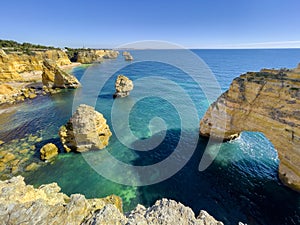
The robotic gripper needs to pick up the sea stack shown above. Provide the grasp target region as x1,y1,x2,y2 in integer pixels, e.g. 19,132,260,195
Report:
199,64,300,192
113,75,134,98
122,51,134,61
59,104,112,152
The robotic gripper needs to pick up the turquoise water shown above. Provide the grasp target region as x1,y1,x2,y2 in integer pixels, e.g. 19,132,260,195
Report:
0,49,300,224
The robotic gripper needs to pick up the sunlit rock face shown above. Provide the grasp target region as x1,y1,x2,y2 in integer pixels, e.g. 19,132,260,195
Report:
113,75,134,98
59,104,112,152
0,49,71,82
200,65,300,192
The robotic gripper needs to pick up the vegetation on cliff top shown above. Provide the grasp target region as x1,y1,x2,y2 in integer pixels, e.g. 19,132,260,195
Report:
0,39,59,55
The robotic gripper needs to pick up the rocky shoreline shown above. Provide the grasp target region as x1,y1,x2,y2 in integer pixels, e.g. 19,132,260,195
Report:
0,176,224,225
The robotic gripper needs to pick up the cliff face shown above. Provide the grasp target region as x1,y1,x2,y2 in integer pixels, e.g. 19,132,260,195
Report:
0,176,223,225
0,49,71,82
75,50,119,64
200,66,300,191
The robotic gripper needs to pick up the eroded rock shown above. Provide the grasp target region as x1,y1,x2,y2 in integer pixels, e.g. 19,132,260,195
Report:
113,75,134,98
122,51,134,61
59,104,112,152
40,143,58,161
200,65,300,191
42,59,80,89
0,176,122,225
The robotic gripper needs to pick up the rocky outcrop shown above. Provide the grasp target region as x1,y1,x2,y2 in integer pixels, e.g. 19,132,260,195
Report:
200,65,300,191
75,50,119,63
59,104,112,152
40,143,58,161
0,49,77,105
122,51,134,61
0,49,71,82
0,176,223,225
42,60,80,88
0,176,122,225
113,75,134,98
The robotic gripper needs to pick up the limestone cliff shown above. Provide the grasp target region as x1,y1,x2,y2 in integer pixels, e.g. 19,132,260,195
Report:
0,176,122,225
74,50,119,63
200,65,300,191
0,176,223,225
59,104,112,152
0,49,71,82
42,60,80,88
113,75,134,98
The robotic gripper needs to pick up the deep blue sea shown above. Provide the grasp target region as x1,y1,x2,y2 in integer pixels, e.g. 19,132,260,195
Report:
0,49,300,225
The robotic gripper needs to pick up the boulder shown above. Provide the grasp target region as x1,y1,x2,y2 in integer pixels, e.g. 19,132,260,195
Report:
59,104,112,152
113,75,134,98
40,143,59,161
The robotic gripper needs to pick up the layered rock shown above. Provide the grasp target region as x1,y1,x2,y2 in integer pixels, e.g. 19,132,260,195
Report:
75,50,119,63
42,59,80,88
200,66,300,191
113,75,134,98
0,176,122,225
0,176,223,225
0,49,71,82
0,49,77,105
122,51,134,61
59,104,112,152
40,143,58,161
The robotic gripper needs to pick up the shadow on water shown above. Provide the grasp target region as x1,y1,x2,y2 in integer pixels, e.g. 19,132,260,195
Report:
130,129,300,225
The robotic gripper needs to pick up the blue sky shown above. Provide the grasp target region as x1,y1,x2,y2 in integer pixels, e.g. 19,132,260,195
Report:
0,0,300,48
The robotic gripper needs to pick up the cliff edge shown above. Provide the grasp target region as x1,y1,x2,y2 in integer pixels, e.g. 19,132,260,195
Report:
200,64,300,191
0,176,223,225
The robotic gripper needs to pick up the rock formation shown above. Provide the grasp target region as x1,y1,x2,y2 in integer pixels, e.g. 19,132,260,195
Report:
200,65,300,191
0,49,71,82
42,60,80,89
59,104,112,152
0,176,122,225
0,176,223,225
74,50,119,63
0,49,79,105
122,51,134,61
40,143,59,161
113,75,134,98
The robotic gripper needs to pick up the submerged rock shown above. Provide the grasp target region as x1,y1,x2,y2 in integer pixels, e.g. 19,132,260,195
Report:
200,64,300,192
122,51,134,61
0,176,223,225
42,60,81,89
113,75,134,98
59,104,112,152
24,162,40,172
40,143,58,161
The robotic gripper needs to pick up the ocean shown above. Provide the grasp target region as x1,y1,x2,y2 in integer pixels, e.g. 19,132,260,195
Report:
0,49,300,224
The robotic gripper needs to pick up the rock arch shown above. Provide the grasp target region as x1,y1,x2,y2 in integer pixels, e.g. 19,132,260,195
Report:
200,68,300,192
